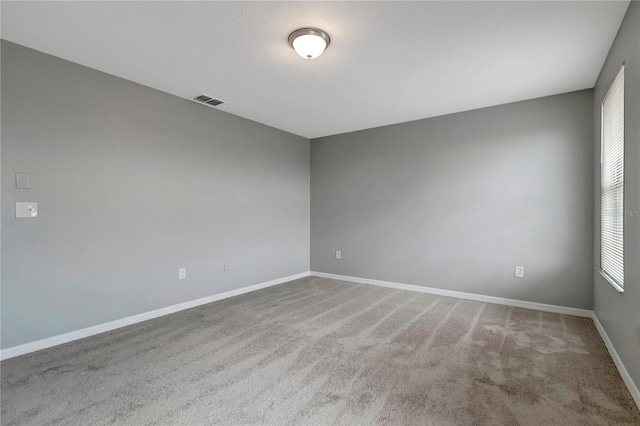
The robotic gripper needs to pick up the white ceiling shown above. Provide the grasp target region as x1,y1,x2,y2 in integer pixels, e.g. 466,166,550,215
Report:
1,1,630,139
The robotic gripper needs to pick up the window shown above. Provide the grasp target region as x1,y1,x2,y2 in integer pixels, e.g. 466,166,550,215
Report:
600,65,625,292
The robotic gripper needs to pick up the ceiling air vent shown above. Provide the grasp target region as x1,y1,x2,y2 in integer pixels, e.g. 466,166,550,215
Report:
192,94,224,107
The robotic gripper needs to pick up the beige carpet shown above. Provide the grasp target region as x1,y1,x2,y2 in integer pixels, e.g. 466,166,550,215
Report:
1,277,639,425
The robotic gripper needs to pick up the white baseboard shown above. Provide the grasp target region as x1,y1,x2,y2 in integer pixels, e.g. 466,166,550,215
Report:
311,271,593,318
0,271,311,361
592,315,640,409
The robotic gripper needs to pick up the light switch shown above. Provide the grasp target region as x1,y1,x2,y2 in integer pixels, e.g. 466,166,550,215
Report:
16,202,38,218
15,172,31,189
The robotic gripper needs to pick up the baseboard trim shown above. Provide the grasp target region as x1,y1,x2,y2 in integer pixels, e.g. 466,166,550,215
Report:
0,271,311,361
310,271,593,318
592,315,640,409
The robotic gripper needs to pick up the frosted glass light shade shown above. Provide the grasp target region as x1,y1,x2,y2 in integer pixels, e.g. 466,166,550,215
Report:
288,28,331,60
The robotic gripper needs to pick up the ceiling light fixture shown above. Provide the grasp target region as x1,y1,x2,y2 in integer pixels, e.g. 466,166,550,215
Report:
288,28,331,60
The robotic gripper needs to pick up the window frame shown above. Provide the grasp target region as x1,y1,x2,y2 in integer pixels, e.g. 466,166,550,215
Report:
599,64,625,293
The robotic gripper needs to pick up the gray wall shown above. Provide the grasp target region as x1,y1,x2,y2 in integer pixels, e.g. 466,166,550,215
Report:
592,1,640,391
311,90,594,309
1,41,310,349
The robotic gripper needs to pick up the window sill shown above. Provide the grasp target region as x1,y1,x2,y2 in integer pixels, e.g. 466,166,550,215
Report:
599,270,624,293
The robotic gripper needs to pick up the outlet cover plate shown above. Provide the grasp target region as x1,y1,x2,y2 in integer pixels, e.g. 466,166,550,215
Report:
515,266,524,278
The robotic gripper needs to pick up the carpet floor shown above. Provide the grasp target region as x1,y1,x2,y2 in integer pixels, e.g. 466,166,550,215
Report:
1,277,639,425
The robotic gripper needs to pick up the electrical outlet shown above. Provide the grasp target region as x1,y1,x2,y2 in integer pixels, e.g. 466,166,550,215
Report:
178,268,186,280
336,250,342,259
515,266,524,278
224,262,229,272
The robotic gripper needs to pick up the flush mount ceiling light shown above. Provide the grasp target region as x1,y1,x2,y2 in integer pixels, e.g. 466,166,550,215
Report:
288,28,331,60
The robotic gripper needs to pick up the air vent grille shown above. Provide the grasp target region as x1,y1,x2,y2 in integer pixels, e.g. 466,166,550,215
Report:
192,94,224,107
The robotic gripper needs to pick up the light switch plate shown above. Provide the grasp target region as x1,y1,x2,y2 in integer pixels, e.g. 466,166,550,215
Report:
16,202,38,218
15,172,31,189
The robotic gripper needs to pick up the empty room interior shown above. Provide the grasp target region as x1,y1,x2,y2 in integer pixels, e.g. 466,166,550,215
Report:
1,1,640,424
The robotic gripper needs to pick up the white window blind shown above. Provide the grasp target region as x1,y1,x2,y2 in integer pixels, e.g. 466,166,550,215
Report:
600,65,625,291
